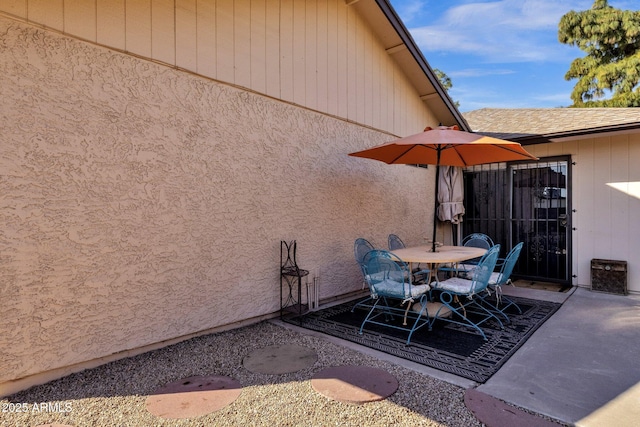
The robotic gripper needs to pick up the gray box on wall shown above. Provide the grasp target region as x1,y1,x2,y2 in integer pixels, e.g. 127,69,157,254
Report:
591,259,627,295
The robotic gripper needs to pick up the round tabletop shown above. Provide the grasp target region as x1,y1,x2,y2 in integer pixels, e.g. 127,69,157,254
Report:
391,245,486,264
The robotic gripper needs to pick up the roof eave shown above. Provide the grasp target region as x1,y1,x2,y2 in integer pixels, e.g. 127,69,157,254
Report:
505,122,640,145
371,0,470,131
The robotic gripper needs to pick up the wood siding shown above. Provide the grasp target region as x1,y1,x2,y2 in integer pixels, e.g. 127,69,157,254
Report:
526,133,640,293
0,0,436,136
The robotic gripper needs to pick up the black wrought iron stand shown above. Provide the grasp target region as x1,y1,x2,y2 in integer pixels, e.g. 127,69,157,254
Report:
280,240,309,323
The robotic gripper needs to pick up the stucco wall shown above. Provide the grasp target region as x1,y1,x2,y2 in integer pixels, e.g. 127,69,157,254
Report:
0,17,435,387
0,0,439,137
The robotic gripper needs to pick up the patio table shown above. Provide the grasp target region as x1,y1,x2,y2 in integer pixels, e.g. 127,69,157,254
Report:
391,245,487,284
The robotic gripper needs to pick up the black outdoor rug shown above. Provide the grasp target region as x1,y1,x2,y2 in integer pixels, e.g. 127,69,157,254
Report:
284,295,561,383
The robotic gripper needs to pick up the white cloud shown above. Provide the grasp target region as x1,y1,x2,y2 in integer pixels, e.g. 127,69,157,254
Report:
533,92,573,103
392,0,426,24
408,0,591,63
392,0,634,110
449,68,516,78
449,82,573,111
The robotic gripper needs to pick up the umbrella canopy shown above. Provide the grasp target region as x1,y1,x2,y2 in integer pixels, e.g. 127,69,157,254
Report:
349,125,538,252
349,125,537,167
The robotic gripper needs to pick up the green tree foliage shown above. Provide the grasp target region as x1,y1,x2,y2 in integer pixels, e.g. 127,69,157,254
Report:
434,68,460,108
558,0,640,107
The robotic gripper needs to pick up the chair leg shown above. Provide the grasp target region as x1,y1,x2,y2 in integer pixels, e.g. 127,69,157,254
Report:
437,292,487,340
494,283,523,316
476,292,511,323
433,292,505,340
359,298,383,336
351,296,374,312
476,286,523,323
499,295,522,314
405,296,430,344
359,295,431,345
470,298,505,330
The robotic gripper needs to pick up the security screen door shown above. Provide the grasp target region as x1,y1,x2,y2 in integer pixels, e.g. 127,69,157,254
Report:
462,157,571,284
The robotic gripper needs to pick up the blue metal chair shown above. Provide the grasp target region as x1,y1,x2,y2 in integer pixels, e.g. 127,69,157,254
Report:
359,250,431,344
352,238,375,312
463,233,495,248
387,234,430,283
355,238,375,278
478,242,524,322
387,233,405,251
439,232,495,277
429,245,502,340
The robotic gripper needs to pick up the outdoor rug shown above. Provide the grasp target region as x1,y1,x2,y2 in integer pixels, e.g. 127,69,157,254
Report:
284,295,561,383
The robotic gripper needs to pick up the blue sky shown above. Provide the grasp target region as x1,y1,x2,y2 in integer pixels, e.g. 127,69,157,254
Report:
388,0,638,112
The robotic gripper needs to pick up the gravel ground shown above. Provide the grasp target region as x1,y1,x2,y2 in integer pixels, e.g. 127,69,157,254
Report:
2,320,489,427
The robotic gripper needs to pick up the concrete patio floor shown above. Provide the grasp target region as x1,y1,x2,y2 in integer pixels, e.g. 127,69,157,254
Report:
478,286,640,426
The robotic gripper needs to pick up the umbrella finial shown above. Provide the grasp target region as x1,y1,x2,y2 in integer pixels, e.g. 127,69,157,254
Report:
425,125,460,132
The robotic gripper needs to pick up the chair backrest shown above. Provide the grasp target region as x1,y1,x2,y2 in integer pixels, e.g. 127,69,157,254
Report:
388,234,406,250
363,249,410,299
462,233,494,250
494,242,524,286
354,238,375,269
468,244,501,294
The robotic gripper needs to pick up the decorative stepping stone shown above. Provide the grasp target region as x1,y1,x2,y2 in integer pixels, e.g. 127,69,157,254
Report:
146,375,241,419
464,388,561,427
243,344,317,374
311,365,398,404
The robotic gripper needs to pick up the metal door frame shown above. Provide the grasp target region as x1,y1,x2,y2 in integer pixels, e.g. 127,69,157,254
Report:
462,156,572,285
508,156,572,285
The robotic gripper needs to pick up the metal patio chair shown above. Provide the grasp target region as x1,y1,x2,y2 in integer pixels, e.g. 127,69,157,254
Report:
387,233,406,251
355,237,375,279
387,233,430,283
429,244,502,340
439,232,495,278
352,237,375,312
477,242,525,322
359,249,431,344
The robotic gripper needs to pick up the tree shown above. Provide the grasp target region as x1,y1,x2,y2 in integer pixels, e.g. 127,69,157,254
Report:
558,0,640,107
434,68,460,108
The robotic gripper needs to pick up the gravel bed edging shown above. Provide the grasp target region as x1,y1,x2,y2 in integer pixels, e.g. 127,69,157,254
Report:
2,319,549,426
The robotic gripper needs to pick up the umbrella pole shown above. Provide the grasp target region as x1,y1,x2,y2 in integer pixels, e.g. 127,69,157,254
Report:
432,149,441,253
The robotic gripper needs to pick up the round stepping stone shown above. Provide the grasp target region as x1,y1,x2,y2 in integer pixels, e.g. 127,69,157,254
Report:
464,388,560,427
243,344,317,374
311,365,398,404
146,375,241,419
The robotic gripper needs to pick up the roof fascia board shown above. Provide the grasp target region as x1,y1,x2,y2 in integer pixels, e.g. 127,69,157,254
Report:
372,0,470,131
508,122,640,145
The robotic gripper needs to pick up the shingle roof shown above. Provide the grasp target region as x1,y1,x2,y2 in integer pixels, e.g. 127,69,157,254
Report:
463,108,640,143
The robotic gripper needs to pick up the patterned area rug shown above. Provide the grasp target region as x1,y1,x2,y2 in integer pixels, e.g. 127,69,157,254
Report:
285,295,561,383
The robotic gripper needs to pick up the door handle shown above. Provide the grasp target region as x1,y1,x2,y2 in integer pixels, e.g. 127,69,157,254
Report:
558,214,568,227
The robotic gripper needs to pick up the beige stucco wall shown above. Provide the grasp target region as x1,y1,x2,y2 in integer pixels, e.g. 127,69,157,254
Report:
0,0,438,137
525,133,640,293
0,16,436,391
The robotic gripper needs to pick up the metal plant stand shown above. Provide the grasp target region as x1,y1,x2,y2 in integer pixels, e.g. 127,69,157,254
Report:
280,240,309,323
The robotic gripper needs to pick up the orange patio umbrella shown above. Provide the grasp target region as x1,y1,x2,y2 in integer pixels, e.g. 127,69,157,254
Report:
348,125,538,252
